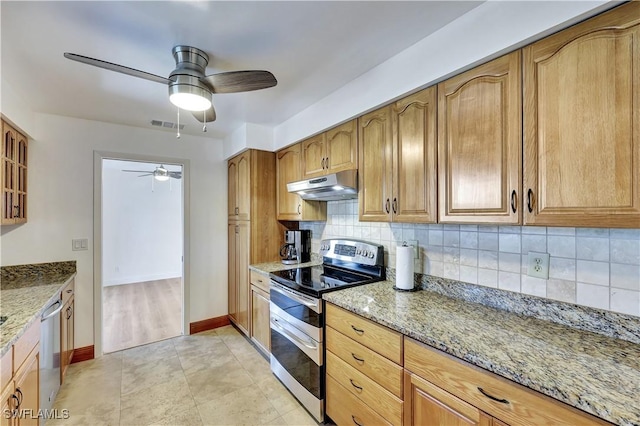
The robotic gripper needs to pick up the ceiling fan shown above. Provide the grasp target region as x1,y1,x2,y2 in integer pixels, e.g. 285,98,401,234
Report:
64,45,277,124
122,165,181,181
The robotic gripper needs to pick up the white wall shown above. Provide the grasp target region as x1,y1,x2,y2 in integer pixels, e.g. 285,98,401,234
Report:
273,1,613,149
102,160,183,286
0,113,228,348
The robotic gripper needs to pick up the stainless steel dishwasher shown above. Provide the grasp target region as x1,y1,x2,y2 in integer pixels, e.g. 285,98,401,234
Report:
40,298,63,413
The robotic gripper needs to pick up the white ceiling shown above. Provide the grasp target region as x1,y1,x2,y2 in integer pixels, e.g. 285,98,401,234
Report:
1,1,483,139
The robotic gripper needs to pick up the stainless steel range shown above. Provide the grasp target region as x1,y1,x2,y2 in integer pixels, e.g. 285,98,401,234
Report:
269,238,385,423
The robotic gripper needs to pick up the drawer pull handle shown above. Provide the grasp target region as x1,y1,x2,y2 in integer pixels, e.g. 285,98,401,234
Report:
351,415,363,426
478,387,509,404
351,325,365,335
351,353,365,363
349,379,363,391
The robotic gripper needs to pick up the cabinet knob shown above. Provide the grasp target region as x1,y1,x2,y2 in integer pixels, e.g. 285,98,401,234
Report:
325,157,329,169
297,204,301,215
392,197,397,214
384,199,390,214
510,190,517,213
478,387,509,404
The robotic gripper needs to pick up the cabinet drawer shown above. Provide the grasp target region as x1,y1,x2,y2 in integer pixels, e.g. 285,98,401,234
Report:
327,351,402,425
404,337,609,426
326,326,403,398
326,303,402,364
62,278,75,305
14,320,39,372
249,270,269,293
326,375,392,426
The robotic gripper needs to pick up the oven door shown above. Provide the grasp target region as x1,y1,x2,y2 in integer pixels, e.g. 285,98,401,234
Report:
270,280,323,342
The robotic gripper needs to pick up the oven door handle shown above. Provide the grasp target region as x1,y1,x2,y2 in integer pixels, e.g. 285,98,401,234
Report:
270,282,320,312
271,316,317,350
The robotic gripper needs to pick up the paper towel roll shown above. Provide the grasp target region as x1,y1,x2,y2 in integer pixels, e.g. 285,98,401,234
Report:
396,245,414,290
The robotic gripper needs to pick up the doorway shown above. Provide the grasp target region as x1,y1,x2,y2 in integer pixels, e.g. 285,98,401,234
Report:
99,157,185,353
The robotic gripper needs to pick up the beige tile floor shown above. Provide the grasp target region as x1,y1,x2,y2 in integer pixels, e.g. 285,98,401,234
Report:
50,325,318,426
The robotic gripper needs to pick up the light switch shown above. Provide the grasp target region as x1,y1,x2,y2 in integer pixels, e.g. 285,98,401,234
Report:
72,238,89,251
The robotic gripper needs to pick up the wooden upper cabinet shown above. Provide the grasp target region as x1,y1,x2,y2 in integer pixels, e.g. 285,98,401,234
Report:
227,151,250,221
1,119,27,225
523,2,640,228
359,105,393,222
393,87,438,223
301,120,357,179
277,144,303,219
276,143,327,221
325,119,357,174
438,51,522,224
301,133,326,179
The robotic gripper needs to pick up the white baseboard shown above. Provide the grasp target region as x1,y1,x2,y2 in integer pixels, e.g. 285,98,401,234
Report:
103,272,182,287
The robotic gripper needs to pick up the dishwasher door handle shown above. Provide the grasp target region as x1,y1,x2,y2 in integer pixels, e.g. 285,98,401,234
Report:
41,300,63,322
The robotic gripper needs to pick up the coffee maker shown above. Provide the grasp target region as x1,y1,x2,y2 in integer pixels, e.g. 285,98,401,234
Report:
280,230,311,264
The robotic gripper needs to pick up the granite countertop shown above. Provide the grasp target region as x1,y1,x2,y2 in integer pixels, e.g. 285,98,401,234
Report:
324,280,640,426
249,259,323,274
0,262,77,357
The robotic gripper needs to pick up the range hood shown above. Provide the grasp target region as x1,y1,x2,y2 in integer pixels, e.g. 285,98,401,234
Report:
287,169,358,201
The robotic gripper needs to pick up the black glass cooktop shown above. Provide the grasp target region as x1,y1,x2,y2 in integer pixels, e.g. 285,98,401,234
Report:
270,265,380,298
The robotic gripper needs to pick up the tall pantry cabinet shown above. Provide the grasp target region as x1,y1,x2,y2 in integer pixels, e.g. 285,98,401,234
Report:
227,150,280,335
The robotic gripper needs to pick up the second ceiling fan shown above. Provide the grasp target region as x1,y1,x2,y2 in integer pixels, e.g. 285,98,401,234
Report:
64,45,277,124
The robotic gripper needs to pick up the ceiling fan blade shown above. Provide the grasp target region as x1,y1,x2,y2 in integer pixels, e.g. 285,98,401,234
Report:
64,52,172,85
191,105,216,123
138,173,153,177
122,169,153,173
169,172,182,179
202,70,277,94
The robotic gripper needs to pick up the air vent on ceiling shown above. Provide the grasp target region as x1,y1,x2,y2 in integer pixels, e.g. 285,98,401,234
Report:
150,120,184,130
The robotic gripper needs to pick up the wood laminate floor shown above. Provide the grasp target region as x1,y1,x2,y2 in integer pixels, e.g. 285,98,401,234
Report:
50,327,317,425
103,278,182,354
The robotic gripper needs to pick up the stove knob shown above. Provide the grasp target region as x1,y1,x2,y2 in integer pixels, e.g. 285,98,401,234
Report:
368,252,375,259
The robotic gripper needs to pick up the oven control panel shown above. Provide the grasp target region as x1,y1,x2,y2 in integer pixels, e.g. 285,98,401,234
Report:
319,239,384,266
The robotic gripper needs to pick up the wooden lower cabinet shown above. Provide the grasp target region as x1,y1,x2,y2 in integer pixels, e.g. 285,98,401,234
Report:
1,384,14,426
326,376,392,426
13,348,39,426
250,284,270,355
405,371,492,426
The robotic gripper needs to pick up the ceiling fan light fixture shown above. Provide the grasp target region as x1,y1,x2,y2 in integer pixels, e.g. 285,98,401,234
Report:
169,86,211,111
154,174,170,182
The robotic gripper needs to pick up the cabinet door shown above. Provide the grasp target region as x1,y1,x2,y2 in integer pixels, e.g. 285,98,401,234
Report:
276,145,302,220
1,122,16,225
67,299,74,366
326,119,357,174
250,286,270,355
13,133,26,224
438,51,522,224
301,134,326,179
227,158,237,219
236,152,251,221
523,2,640,228
14,349,39,426
393,87,438,223
1,383,15,426
406,371,492,426
228,223,238,323
236,221,250,334
60,304,68,382
359,105,393,222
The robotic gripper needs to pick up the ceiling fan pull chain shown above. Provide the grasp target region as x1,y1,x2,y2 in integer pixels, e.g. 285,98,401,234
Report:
176,108,181,139
203,110,207,133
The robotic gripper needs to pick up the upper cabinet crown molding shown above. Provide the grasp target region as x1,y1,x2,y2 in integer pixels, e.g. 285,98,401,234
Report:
438,51,522,224
523,1,640,228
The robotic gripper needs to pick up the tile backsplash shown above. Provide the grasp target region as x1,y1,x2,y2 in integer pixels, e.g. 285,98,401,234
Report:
299,200,640,317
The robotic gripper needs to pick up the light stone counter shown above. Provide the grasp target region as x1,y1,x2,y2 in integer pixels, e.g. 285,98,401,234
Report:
324,280,640,426
1,262,76,357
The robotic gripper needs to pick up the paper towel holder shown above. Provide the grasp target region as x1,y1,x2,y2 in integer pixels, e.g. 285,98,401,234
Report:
394,241,420,292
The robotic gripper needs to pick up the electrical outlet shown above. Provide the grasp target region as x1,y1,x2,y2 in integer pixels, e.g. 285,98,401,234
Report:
527,251,550,279
408,240,419,259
